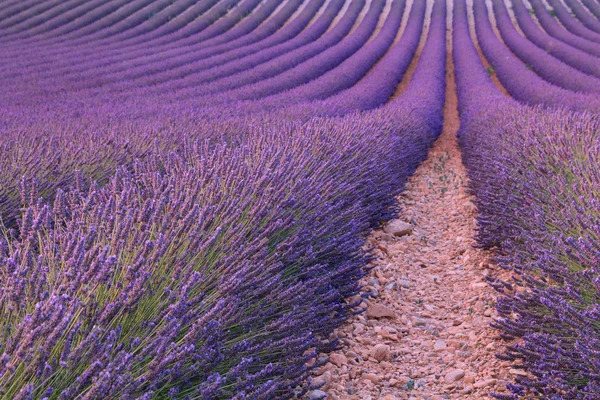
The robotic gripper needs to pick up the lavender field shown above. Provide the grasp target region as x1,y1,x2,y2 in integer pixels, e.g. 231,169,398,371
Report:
1,0,599,398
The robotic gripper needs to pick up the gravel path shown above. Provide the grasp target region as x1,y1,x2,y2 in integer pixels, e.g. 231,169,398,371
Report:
311,48,513,400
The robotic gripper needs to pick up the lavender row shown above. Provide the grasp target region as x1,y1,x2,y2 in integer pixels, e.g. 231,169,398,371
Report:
196,0,385,103
0,0,231,75
545,0,600,43
0,0,256,81
456,0,600,396
121,0,375,106
0,0,354,108
0,54,447,400
526,0,600,58
60,0,273,86
252,0,407,109
1,0,138,39
188,0,430,121
582,0,600,19
473,0,600,113
87,0,307,93
491,0,600,94
563,0,600,34
293,0,427,117
509,0,600,79
105,0,341,101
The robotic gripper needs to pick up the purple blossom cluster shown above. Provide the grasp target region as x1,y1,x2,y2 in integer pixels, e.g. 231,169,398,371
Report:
0,0,448,398
455,0,600,397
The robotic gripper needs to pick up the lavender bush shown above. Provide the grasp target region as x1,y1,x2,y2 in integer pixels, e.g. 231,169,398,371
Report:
0,0,449,398
456,0,600,397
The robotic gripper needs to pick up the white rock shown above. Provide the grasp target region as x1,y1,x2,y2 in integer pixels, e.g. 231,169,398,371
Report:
307,389,327,400
434,339,447,351
383,220,413,237
445,369,465,383
370,344,391,362
474,378,497,389
366,303,396,319
329,353,347,367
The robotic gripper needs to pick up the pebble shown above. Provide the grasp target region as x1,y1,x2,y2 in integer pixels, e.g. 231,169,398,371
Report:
307,389,327,400
363,373,380,385
366,303,396,319
370,344,391,362
312,371,332,390
383,220,413,237
329,353,347,367
444,369,465,383
474,378,497,389
510,368,528,377
434,339,447,351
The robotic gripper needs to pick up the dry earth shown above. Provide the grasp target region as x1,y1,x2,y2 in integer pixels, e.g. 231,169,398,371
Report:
307,46,513,400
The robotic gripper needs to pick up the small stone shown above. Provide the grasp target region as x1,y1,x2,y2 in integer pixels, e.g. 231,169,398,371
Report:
366,303,396,319
463,386,474,394
486,342,497,351
445,369,465,383
510,368,528,377
329,353,347,367
434,339,447,351
484,308,493,317
370,344,391,362
345,350,357,359
363,373,380,384
384,220,413,237
474,379,497,389
399,279,411,288
307,389,327,400
471,282,487,289
312,371,332,390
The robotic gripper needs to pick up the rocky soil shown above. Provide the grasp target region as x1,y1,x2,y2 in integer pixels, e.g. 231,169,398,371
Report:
308,51,513,400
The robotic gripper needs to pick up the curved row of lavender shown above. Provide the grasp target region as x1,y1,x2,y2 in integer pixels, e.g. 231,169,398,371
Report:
508,0,600,79
456,0,600,397
545,0,600,42
526,0,600,59
472,0,600,113
490,0,600,94
582,0,600,19
289,0,427,118
0,0,288,91
563,0,600,34
0,0,449,398
0,0,362,107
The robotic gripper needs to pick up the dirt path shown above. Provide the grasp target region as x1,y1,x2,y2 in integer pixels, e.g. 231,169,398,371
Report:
309,44,513,400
